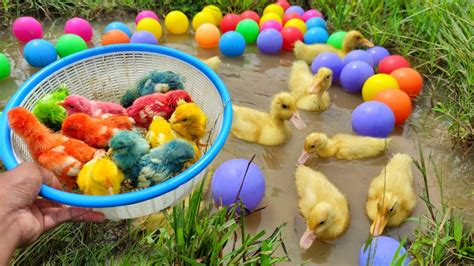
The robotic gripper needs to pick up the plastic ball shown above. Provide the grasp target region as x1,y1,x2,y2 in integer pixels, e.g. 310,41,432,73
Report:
240,10,260,24
261,20,283,32
12,17,43,43
165,11,189,34
135,10,159,24
378,55,411,74
195,23,220,48
352,101,395,138
263,4,284,17
276,0,290,10
0,53,11,80
359,236,410,266
340,61,374,93
311,52,344,80
64,17,93,42
202,5,223,26
302,9,323,21
219,31,246,57
374,89,412,125
192,11,216,31
104,22,131,37
130,31,158,44
221,14,242,33
362,74,400,101
284,18,307,34
367,46,390,66
260,13,282,27
55,34,88,58
390,67,423,98
136,17,162,40
101,29,130,45
343,49,374,67
257,29,283,54
281,27,303,51
304,27,328,44
306,17,326,30
282,12,303,25
285,5,305,16
327,31,347,49
236,19,260,44
23,39,57,68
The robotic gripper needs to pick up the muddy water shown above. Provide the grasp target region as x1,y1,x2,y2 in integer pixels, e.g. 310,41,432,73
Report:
1,20,472,264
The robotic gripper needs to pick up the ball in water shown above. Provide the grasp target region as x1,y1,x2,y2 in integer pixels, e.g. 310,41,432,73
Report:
240,10,260,24
104,22,131,37
257,29,283,54
359,236,410,266
263,4,284,17
284,5,305,16
165,11,189,35
101,29,130,45
130,31,158,45
284,18,307,34
135,10,159,24
236,19,260,43
306,17,326,30
219,31,246,57
311,52,344,80
327,31,347,49
390,67,423,98
202,5,222,26
367,46,390,66
352,101,395,138
0,53,11,80
12,17,43,43
340,61,374,93
23,39,57,68
362,74,400,101
195,23,220,48
378,55,411,74
55,34,88,58
64,17,93,42
261,20,283,32
136,17,162,40
304,27,328,44
374,89,412,125
259,13,282,27
302,9,323,21
281,27,303,51
192,11,216,31
343,49,375,67
220,14,242,33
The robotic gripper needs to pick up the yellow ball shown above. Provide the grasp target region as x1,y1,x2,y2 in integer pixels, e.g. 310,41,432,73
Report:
192,12,216,31
362,74,400,101
263,4,284,17
284,18,307,34
165,11,189,34
259,13,282,27
202,5,222,26
136,17,162,40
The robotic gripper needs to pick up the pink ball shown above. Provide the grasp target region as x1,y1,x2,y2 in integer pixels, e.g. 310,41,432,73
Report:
135,10,159,24
12,17,43,43
64,17,93,42
302,9,323,21
261,20,283,32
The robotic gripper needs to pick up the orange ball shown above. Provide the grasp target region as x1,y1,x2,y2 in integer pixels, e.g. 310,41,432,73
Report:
390,67,423,98
374,89,412,125
195,23,220,48
102,29,130,45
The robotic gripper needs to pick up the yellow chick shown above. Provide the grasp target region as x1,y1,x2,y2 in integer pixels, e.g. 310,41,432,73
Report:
294,30,374,63
289,61,333,111
295,165,350,249
366,153,416,236
77,157,125,195
231,92,307,146
298,133,391,164
202,56,221,71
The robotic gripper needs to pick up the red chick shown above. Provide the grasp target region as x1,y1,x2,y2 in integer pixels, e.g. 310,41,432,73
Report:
126,90,192,128
59,94,126,117
7,107,104,190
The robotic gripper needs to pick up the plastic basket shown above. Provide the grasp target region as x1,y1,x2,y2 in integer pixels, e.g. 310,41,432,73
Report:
0,44,232,220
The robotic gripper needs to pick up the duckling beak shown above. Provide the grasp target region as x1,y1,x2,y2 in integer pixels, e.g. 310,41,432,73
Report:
308,84,322,94
370,214,387,236
362,38,374,48
298,150,310,165
300,228,317,249
290,111,306,130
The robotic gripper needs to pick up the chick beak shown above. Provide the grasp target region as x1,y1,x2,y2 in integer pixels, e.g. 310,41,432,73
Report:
362,38,374,48
300,228,317,249
106,149,113,157
57,101,66,107
290,111,307,130
298,150,311,165
370,214,387,236
107,186,114,195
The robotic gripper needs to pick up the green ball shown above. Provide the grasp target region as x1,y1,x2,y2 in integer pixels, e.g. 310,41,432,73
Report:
55,34,88,58
327,31,347,49
0,53,11,80
236,19,260,44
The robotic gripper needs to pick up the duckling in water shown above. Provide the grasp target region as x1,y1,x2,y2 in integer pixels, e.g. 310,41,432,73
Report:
366,153,416,236
295,165,350,249
232,92,306,146
289,61,333,111
298,133,391,164
294,30,374,64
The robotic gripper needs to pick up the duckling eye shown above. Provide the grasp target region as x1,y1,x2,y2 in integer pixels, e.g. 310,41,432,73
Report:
389,207,394,212
356,36,361,40
319,221,325,225
282,104,288,109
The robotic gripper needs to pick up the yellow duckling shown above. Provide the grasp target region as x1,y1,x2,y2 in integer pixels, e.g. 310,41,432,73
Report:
289,61,333,111
294,30,374,64
202,56,221,71
298,133,391,164
232,92,307,146
295,165,350,249
366,153,416,236
77,157,125,195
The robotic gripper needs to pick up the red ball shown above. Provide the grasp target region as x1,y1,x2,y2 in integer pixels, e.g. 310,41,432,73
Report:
281,27,303,51
240,10,260,24
276,0,291,10
282,12,303,24
221,14,242,33
374,89,412,125
390,67,423,98
378,55,411,74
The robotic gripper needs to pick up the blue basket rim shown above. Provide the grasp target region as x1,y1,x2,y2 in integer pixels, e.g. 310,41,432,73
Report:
0,44,233,208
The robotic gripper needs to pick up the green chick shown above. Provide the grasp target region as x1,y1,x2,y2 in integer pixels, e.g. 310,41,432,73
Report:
32,84,69,131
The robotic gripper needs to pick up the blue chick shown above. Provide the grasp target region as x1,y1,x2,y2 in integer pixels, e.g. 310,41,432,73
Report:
108,130,150,176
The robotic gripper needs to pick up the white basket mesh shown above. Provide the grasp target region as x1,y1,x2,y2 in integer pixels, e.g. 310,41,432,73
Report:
10,51,225,220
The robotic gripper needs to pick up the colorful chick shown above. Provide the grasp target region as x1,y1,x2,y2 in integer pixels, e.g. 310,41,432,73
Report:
108,130,150,176
59,94,126,117
31,84,69,131
77,157,125,195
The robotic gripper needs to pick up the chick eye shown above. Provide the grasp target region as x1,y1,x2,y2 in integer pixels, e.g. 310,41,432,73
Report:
182,118,188,122
389,207,394,212
326,75,330,80
319,221,325,225
282,104,288,109
310,145,315,148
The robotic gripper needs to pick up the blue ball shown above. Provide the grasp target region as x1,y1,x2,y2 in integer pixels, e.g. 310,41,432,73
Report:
306,17,326,29
340,61,374,93
257,29,283,54
367,46,390,66
285,6,305,16
343,49,374,67
311,52,344,80
352,101,395,138
359,236,410,266
23,39,57,68
130,31,158,44
219,31,246,57
104,22,132,37
304,27,328,44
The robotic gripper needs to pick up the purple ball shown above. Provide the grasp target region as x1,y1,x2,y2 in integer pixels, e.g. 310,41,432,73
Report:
352,101,395,138
261,20,283,32
211,159,266,211
340,61,374,93
359,236,410,266
285,6,305,16
367,46,390,66
311,52,343,80
343,49,374,67
257,29,283,54
130,31,158,44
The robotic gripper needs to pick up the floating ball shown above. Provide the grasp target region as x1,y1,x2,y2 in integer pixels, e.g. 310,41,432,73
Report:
284,18,307,34
219,31,246,57
0,53,11,80
375,89,412,125
261,20,283,32
343,49,374,67
12,17,43,43
23,39,57,68
263,4,284,17
378,55,411,74
327,31,347,49
257,29,283,54
165,11,189,34
281,27,303,51
304,27,328,44
192,11,216,31
236,19,260,44
390,68,423,98
306,17,326,30
64,17,93,42
260,13,282,27
202,5,222,26
195,23,220,48
340,61,374,93
285,5,305,16
367,46,390,66
282,12,303,25
135,10,159,24
276,0,290,11
136,17,162,40
362,74,399,101
55,34,88,58
130,31,158,44
240,10,260,24
302,9,323,21
352,101,395,138
101,29,130,45
311,52,344,80
104,22,131,37
359,236,410,266
221,14,242,33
